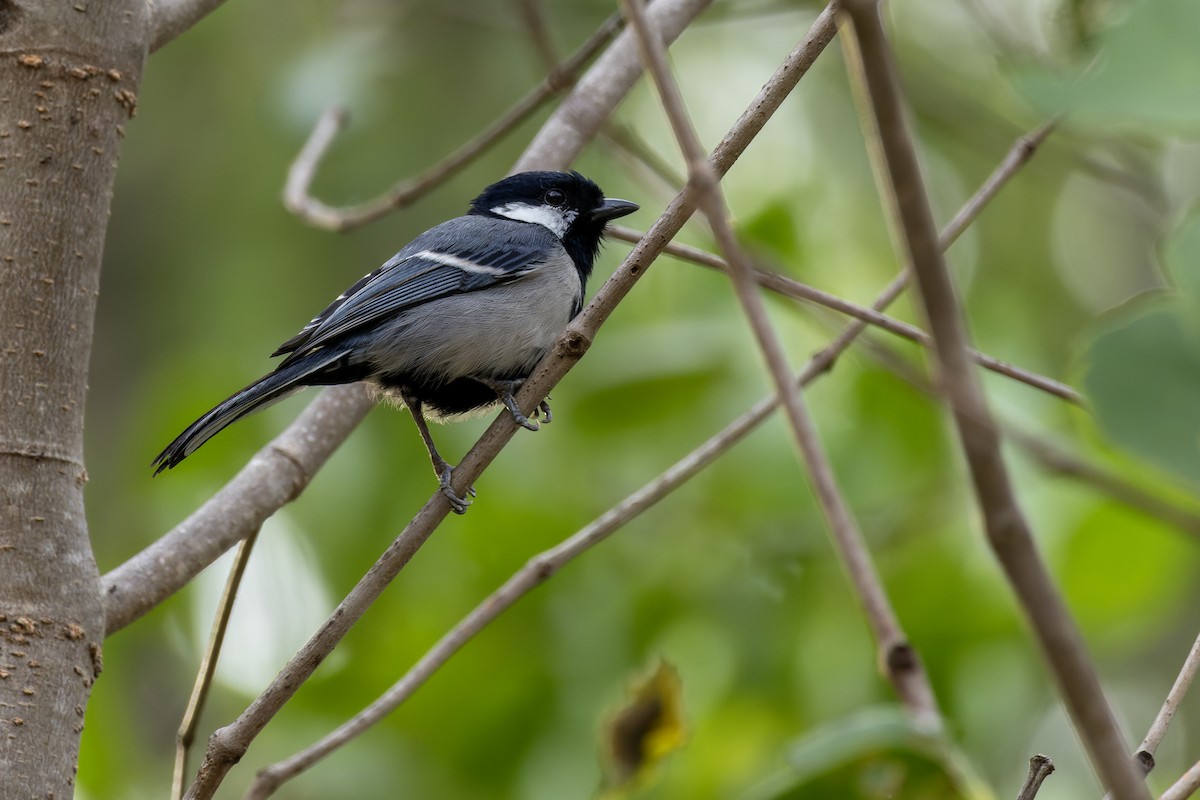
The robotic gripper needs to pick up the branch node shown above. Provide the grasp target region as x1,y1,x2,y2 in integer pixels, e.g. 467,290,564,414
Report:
884,640,917,673
557,328,592,359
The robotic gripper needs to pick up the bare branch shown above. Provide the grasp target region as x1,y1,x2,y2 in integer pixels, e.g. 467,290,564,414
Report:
839,2,1148,797
149,0,232,53
1162,762,1200,800
848,339,1200,546
1102,629,1200,799
102,385,373,635
246,109,1053,796
173,529,260,800
1017,755,1055,800
1012,432,1200,543
283,10,625,231
941,120,1056,246
1139,630,1200,758
609,227,1082,404
515,0,560,70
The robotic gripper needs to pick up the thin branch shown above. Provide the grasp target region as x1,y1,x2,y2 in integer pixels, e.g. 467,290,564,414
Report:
1011,432,1200,543
1017,755,1055,800
283,11,625,232
246,106,1052,797
172,529,260,800
1139,630,1200,758
515,0,560,71
601,122,688,192
1102,629,1200,799
839,2,1148,798
622,0,943,727
850,332,1200,551
148,0,232,53
609,226,1082,404
182,4,819,798
1162,762,1200,800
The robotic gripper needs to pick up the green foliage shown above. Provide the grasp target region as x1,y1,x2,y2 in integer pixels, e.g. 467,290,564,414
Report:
1084,212,1200,482
744,709,993,800
1016,0,1200,132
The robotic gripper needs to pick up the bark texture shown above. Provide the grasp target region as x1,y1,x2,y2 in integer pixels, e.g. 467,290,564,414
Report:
0,1,147,794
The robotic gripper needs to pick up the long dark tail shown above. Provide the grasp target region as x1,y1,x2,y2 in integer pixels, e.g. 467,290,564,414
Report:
152,349,352,474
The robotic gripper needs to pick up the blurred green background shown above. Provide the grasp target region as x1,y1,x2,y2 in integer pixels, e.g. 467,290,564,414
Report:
82,0,1200,798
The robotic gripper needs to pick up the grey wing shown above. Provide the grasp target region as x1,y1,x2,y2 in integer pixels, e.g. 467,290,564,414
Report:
273,217,557,366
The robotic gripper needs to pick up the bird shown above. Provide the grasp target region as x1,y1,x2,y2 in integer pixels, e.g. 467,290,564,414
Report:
152,170,638,513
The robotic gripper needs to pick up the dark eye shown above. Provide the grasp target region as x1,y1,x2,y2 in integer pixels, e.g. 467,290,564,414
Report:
544,189,566,206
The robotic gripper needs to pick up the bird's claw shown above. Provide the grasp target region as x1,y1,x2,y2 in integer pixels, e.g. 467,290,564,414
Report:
537,399,552,424
512,411,540,432
498,391,541,431
438,465,473,515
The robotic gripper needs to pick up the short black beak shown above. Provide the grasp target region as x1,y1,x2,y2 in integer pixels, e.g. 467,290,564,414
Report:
591,197,639,223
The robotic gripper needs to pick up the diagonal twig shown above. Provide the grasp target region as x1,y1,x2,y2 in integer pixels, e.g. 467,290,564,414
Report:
1161,761,1200,800
1011,431,1200,544
621,0,942,726
172,528,261,800
839,2,1148,797
1136,630,1200,760
1100,629,1200,800
853,334,1200,546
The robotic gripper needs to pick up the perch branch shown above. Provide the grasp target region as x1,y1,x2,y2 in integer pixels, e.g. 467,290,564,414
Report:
839,2,1147,797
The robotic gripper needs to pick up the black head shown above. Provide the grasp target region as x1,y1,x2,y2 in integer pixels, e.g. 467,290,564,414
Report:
470,171,638,279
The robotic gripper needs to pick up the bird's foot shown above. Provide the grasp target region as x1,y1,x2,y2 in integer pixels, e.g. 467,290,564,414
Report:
536,398,552,424
438,464,474,515
490,380,540,431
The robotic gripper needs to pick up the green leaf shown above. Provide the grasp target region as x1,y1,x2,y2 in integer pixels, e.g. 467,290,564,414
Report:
1084,300,1200,482
741,708,994,800
1015,0,1200,133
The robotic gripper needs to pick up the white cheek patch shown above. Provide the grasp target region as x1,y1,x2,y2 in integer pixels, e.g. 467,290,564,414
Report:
490,202,576,238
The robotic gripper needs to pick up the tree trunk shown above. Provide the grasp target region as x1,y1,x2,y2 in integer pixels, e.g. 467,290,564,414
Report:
0,1,146,794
